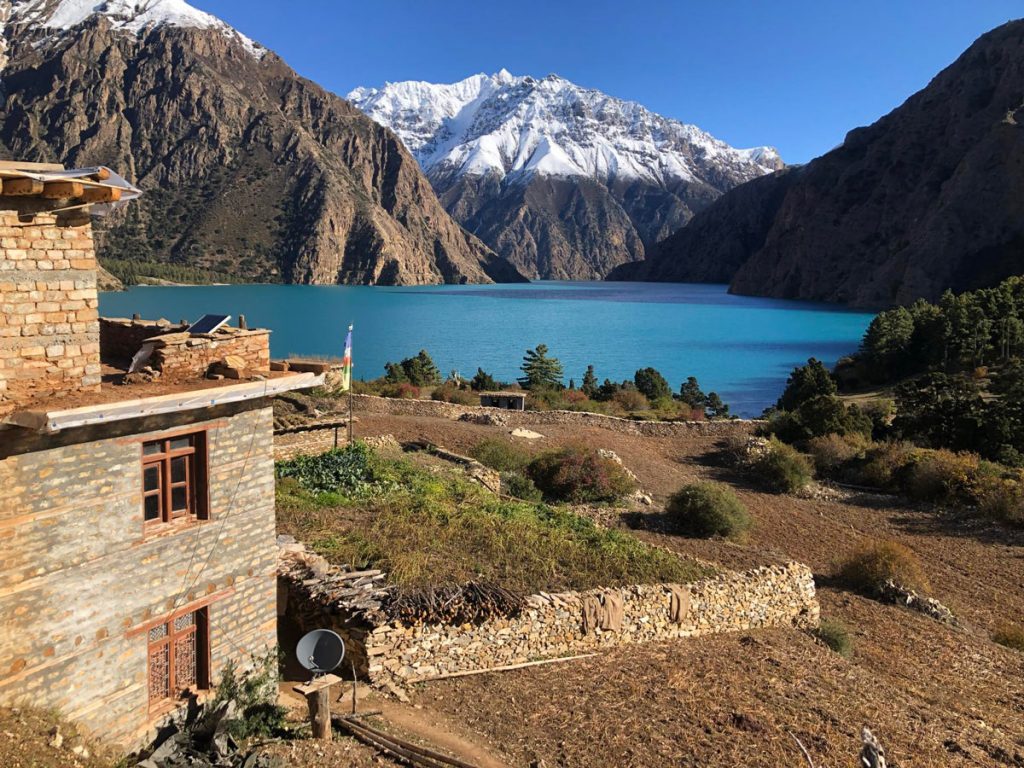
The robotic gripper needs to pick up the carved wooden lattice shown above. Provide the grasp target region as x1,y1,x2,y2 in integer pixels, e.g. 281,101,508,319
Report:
148,643,170,702
174,631,197,690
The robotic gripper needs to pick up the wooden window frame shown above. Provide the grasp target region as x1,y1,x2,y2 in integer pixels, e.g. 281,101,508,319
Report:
147,606,211,712
141,431,209,530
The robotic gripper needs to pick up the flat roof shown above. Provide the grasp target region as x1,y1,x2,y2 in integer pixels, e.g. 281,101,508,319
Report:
2,371,323,434
478,391,527,398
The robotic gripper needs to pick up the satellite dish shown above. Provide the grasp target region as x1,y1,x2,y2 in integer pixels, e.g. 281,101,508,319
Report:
296,629,345,677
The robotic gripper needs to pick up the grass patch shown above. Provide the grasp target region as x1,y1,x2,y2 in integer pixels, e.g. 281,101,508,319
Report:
277,449,712,594
814,620,853,657
470,437,531,472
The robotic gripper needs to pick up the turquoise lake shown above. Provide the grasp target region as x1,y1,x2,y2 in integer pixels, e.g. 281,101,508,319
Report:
99,282,875,417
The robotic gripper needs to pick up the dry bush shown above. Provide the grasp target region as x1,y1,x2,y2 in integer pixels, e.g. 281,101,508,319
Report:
612,387,649,412
976,476,1024,526
807,432,868,474
838,540,930,594
665,481,751,541
903,449,980,504
527,444,637,503
992,621,1024,652
431,382,478,405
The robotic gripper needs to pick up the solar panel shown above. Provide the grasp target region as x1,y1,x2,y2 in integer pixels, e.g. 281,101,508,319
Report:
187,314,231,335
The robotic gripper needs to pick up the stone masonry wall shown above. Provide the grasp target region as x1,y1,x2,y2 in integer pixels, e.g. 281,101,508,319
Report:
0,211,100,404
352,394,762,438
280,541,818,689
100,317,271,378
365,564,818,686
0,404,279,747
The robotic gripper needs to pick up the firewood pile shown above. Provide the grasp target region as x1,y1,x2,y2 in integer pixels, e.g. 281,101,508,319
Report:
384,582,525,626
277,536,390,623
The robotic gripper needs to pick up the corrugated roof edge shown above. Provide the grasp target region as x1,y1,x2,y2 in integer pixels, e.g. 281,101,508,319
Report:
3,372,324,434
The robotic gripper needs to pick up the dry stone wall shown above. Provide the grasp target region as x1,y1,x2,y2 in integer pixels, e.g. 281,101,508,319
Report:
352,394,762,438
279,541,818,689
100,317,270,377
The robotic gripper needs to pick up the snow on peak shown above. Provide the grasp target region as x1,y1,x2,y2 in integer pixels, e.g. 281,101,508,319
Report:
347,70,783,186
9,0,265,57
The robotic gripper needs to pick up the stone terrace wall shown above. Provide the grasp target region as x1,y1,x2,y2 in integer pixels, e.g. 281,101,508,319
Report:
100,317,270,377
352,394,762,438
280,540,818,689
0,211,100,404
366,564,818,686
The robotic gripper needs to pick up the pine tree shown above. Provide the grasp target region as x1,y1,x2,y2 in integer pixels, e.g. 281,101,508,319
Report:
470,367,498,391
581,365,598,398
518,344,564,390
634,367,671,401
777,358,836,411
705,392,730,419
679,376,707,408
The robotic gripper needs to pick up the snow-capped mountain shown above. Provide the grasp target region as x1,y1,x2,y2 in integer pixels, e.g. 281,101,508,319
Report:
9,0,265,57
0,0,522,286
348,71,782,279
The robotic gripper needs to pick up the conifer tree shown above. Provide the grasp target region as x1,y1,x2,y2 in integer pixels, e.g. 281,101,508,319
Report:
518,344,564,390
581,365,599,398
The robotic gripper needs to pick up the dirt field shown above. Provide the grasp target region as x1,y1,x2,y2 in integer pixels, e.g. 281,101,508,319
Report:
348,412,1024,767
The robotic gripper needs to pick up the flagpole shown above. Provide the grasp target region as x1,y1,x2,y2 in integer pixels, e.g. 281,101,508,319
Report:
347,323,354,445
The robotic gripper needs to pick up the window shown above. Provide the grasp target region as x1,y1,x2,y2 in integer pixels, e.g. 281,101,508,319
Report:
142,432,208,527
147,607,210,708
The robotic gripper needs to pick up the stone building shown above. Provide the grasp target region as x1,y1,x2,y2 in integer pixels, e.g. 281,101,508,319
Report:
0,162,322,747
478,391,527,410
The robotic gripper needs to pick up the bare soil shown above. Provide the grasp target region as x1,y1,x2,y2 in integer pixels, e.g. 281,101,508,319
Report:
350,412,1024,767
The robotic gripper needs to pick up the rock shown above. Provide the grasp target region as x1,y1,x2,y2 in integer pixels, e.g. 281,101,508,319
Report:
47,725,62,749
511,428,544,440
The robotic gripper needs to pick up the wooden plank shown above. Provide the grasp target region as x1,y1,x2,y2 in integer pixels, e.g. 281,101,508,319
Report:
82,185,122,203
0,161,64,171
292,673,342,697
41,180,84,199
1,177,43,196
2,372,325,433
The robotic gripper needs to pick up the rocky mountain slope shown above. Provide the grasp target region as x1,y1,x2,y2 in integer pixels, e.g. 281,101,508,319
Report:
349,71,782,279
615,21,1024,307
0,0,523,286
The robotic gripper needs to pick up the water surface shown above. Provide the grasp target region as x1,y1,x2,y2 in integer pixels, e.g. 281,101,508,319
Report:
99,282,874,417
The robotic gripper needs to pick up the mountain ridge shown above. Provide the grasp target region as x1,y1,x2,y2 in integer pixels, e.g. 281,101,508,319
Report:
349,70,782,280
0,0,525,286
614,20,1024,307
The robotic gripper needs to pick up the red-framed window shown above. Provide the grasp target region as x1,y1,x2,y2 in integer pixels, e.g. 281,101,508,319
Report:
147,607,211,708
142,432,208,527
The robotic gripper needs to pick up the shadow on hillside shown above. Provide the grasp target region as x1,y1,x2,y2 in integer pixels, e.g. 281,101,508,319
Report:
887,508,1024,548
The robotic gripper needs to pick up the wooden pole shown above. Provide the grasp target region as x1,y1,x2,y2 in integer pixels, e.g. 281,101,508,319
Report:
293,673,342,741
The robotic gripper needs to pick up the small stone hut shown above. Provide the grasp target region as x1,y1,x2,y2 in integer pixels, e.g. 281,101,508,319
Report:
479,390,527,410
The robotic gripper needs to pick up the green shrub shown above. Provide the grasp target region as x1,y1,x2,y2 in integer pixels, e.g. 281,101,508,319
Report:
838,540,930,594
665,481,751,540
806,432,868,474
527,445,637,503
275,442,374,494
752,437,814,493
903,449,979,504
470,438,531,472
852,440,916,489
208,651,287,739
992,621,1024,652
501,471,543,502
431,382,478,405
815,619,853,657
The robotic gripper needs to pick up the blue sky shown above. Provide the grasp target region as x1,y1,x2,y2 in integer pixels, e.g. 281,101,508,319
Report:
200,0,1020,163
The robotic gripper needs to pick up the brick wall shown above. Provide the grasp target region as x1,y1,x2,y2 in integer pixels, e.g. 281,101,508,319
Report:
0,404,278,747
0,211,100,403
